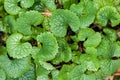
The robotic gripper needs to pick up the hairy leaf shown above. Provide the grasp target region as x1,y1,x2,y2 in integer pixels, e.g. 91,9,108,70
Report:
36,32,58,61
6,33,33,58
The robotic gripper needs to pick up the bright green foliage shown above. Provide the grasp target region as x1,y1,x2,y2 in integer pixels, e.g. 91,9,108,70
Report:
80,54,100,71
84,32,101,48
21,0,34,8
52,39,72,64
1,0,120,79
4,0,35,15
98,60,120,76
93,0,114,8
78,28,101,48
15,11,44,35
103,28,117,42
50,9,80,37
6,33,33,58
0,54,30,78
3,15,16,33
78,28,95,41
70,0,97,28
41,0,56,11
69,65,96,80
58,65,74,80
0,68,6,80
36,32,58,61
62,0,78,9
4,0,21,15
39,61,55,71
97,6,120,27
36,64,50,80
15,66,36,80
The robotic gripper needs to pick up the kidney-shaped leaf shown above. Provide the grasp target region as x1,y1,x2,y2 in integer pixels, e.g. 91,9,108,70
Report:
36,32,58,61
70,0,97,28
6,33,33,59
15,11,44,35
97,6,120,27
50,9,80,37
4,0,21,15
52,39,72,64
4,0,35,15
0,54,30,78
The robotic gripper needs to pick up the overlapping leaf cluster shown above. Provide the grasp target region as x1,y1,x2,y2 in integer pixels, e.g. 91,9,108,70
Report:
1,0,120,80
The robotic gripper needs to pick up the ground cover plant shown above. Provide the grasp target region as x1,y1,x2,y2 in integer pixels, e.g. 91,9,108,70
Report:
1,0,120,80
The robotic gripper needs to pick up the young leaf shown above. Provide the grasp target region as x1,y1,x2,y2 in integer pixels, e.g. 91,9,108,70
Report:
15,11,44,35
15,66,36,80
36,32,58,61
70,0,97,28
58,65,75,80
50,9,80,37
0,68,6,80
4,0,21,15
36,64,50,80
69,65,86,80
0,54,31,78
84,32,101,48
41,0,56,11
97,6,120,27
78,28,95,41
6,33,33,58
21,0,34,8
52,39,72,64
62,0,78,9
80,54,100,71
103,28,117,42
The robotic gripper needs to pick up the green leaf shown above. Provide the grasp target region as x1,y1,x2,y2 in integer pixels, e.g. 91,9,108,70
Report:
3,15,16,33
6,33,33,58
97,37,111,59
52,39,72,64
21,0,34,8
50,9,80,37
58,65,75,80
69,65,86,80
4,0,21,15
62,0,78,9
79,54,100,71
103,28,117,42
30,1,45,12
97,6,120,27
0,68,6,80
15,11,44,35
0,46,7,55
39,61,55,71
51,70,59,80
78,28,95,41
99,59,120,76
36,32,58,61
93,0,114,9
110,42,120,57
84,32,101,48
41,0,56,11
70,0,97,28
15,65,36,80
36,64,50,80
0,54,31,78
